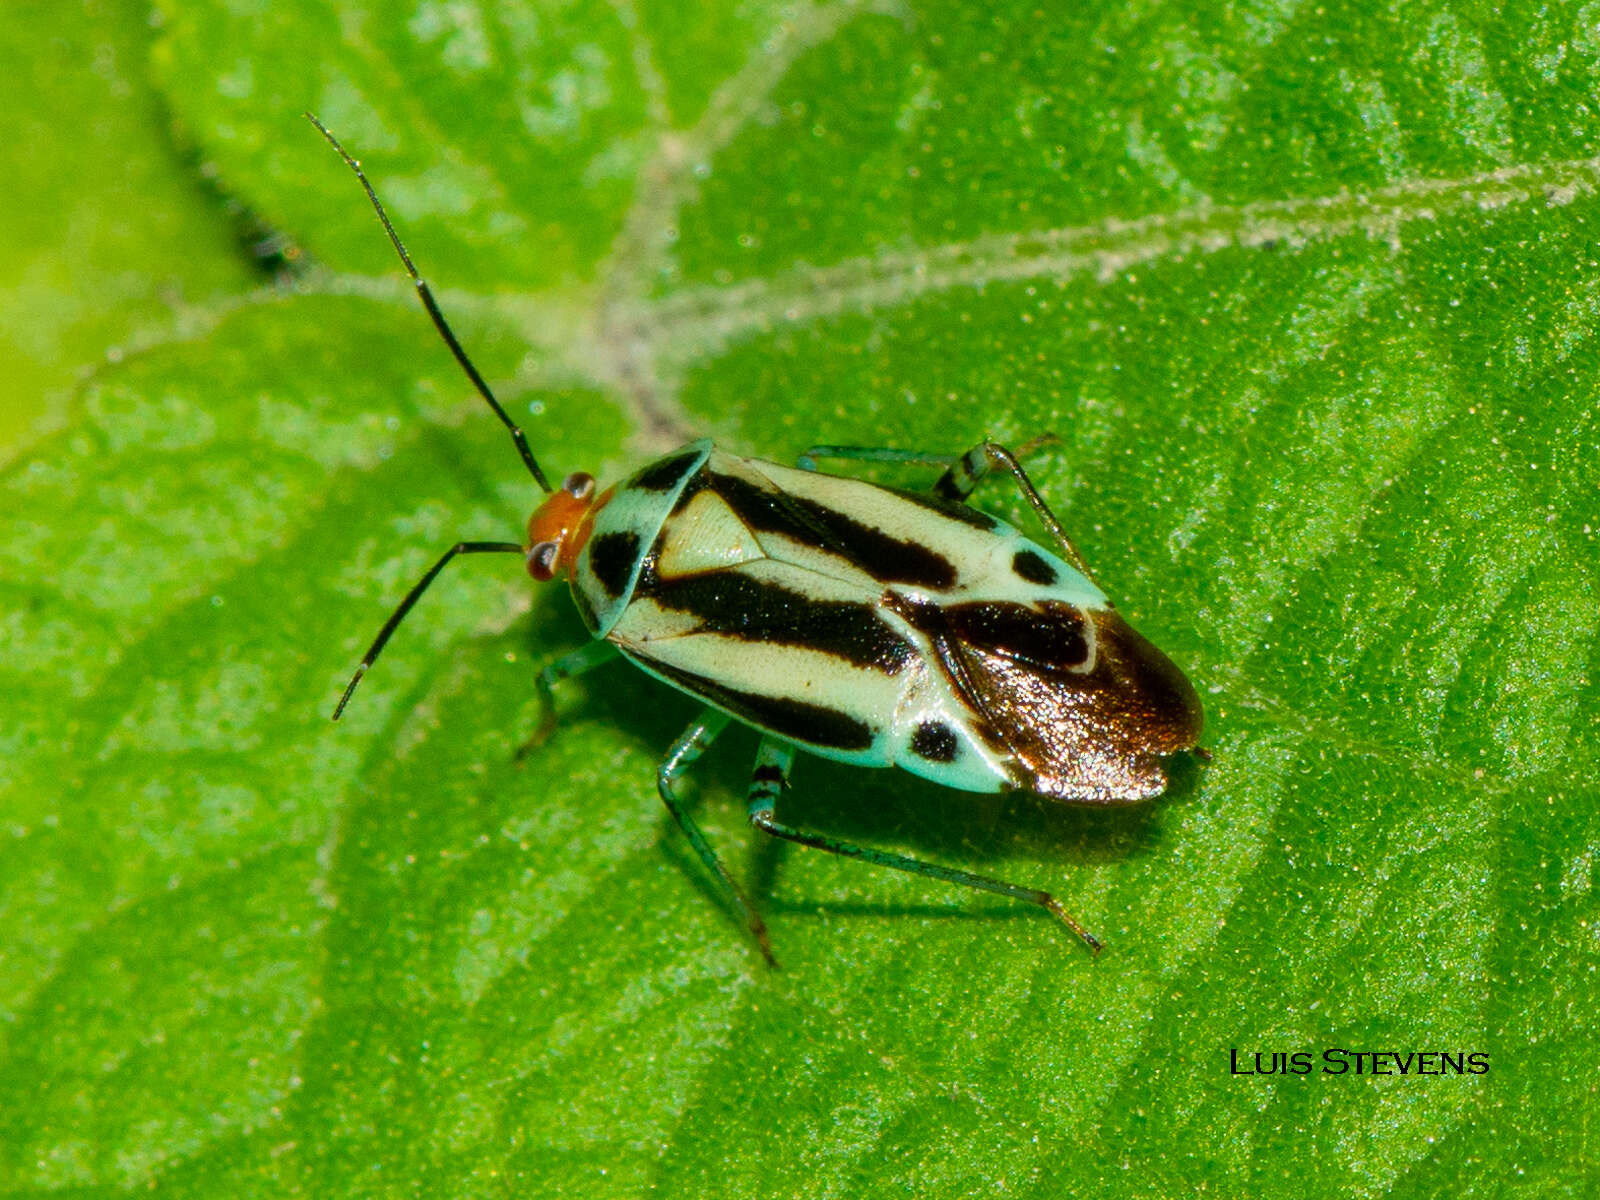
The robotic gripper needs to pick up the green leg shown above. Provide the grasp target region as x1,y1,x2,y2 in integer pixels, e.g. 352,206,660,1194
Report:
659,709,778,967
745,737,1102,955
519,640,622,756
744,736,797,818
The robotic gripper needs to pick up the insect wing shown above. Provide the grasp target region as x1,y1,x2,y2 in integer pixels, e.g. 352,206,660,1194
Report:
890,593,1203,801
742,455,1202,801
744,457,1110,612
607,476,915,765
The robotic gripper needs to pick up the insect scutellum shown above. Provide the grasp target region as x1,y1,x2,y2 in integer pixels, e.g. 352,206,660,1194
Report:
316,114,1205,965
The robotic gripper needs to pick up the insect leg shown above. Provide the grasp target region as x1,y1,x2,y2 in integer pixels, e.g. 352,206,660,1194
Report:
744,735,797,817
795,440,1094,578
796,435,1059,484
658,709,778,967
517,641,623,756
932,440,1094,578
923,435,1043,497
745,736,1101,954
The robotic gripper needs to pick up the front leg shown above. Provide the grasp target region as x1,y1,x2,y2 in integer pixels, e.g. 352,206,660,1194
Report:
516,640,622,758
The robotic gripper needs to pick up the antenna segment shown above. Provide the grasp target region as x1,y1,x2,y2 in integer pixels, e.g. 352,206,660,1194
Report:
306,112,553,494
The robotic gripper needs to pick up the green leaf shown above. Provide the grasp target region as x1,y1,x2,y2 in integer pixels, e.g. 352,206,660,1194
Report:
0,0,258,454
5,1,1598,1196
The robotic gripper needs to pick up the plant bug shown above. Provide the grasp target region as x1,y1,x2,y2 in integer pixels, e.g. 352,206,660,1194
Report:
313,115,1204,964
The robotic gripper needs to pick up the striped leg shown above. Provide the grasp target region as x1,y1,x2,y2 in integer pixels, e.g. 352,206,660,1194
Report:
931,439,1093,577
518,640,622,757
796,436,1059,489
745,736,1102,955
922,435,1052,500
659,710,777,967
744,735,797,818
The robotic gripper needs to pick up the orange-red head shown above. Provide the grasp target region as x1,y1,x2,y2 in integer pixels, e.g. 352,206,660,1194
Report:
525,472,610,582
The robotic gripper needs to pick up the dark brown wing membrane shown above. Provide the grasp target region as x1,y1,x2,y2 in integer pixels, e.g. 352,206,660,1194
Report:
889,596,1202,801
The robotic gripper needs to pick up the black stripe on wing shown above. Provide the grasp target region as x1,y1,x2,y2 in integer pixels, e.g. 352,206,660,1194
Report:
640,569,914,675
882,481,1001,532
702,471,959,590
638,656,878,751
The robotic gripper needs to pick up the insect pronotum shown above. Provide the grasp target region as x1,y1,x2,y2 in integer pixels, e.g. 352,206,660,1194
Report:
312,114,1205,965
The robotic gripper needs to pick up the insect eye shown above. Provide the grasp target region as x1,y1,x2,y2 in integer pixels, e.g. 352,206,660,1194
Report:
526,540,561,581
562,472,595,500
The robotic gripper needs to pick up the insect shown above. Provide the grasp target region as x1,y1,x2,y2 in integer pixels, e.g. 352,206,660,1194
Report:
313,115,1204,964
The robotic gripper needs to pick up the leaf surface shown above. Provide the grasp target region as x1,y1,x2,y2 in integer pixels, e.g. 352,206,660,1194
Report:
4,1,1597,1196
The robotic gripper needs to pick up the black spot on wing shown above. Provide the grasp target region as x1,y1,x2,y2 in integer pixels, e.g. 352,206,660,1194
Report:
708,471,959,589
911,720,959,763
588,531,642,599
640,658,877,751
628,448,704,493
1011,548,1058,585
643,570,912,674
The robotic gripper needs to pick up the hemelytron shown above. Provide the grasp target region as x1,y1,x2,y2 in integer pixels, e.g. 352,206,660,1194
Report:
313,115,1204,964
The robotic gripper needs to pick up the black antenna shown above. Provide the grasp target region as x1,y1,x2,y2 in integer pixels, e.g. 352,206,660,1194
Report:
312,115,543,719
306,111,552,494
331,540,524,720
